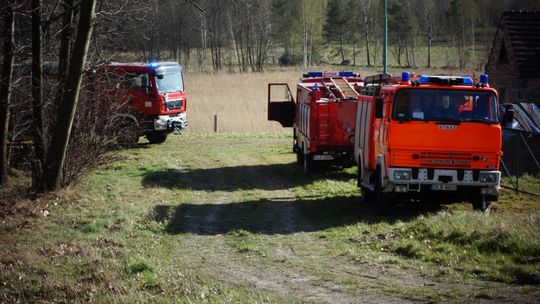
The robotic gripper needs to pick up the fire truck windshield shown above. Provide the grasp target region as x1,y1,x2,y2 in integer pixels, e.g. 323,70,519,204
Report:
155,66,184,93
392,89,498,124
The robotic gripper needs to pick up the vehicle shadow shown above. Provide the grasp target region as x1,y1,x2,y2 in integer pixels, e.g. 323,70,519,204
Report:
141,163,356,191
149,196,443,235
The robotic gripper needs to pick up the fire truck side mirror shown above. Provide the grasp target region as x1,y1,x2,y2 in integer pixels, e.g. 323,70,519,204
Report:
375,98,384,118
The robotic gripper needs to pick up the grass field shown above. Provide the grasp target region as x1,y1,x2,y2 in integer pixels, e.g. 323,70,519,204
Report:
1,134,539,303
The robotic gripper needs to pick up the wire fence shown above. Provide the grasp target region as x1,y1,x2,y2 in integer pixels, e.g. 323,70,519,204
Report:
500,129,540,197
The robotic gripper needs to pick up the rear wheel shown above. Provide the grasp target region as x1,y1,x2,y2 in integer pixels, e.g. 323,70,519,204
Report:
303,153,313,175
146,132,168,144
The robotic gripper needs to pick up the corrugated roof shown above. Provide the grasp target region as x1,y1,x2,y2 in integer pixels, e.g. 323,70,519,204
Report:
501,102,540,133
502,11,540,78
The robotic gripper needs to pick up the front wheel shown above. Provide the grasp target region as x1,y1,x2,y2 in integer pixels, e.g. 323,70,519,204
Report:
146,132,168,144
374,167,392,213
472,193,491,214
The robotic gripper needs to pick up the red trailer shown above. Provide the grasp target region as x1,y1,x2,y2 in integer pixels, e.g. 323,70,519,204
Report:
268,72,363,173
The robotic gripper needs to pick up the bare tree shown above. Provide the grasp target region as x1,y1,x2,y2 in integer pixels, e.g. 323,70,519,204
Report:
40,0,97,191
0,1,15,185
31,0,46,186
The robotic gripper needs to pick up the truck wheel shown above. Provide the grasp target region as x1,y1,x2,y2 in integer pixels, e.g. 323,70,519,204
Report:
472,193,491,214
361,187,375,202
114,121,139,147
296,151,304,166
146,133,168,144
303,154,313,175
374,167,392,213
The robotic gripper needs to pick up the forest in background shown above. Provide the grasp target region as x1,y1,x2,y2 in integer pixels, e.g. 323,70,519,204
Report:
88,0,540,72
3,0,540,73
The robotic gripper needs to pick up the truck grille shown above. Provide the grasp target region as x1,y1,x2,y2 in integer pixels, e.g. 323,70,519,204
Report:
392,150,473,168
165,99,183,110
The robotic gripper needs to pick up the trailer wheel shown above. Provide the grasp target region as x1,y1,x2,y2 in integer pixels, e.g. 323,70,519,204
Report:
472,193,491,214
147,133,168,144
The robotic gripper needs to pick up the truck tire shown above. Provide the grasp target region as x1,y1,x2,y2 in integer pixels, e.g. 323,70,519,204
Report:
472,193,491,214
361,187,375,202
114,120,139,147
374,166,392,213
146,133,168,144
303,153,313,175
296,151,304,166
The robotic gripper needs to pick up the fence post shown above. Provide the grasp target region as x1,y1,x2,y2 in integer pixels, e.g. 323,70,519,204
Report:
214,114,218,133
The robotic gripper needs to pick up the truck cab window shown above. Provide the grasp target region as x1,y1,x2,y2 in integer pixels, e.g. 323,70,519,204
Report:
393,89,498,123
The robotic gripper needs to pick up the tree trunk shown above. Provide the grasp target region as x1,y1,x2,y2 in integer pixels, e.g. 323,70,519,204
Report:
427,26,432,68
363,10,371,67
0,2,15,185
32,0,46,186
353,42,356,66
40,0,97,192
53,0,74,129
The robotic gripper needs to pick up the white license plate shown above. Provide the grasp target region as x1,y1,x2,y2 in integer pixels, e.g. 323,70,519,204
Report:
313,155,333,161
431,184,457,191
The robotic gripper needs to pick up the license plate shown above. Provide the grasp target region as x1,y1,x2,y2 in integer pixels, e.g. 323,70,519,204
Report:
313,155,333,161
431,184,457,191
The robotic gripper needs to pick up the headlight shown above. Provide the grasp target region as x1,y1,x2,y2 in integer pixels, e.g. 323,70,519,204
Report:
394,170,411,180
154,117,168,130
479,172,498,183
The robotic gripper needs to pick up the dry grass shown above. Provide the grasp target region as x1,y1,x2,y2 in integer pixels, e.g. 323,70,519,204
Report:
185,69,299,134
184,67,471,134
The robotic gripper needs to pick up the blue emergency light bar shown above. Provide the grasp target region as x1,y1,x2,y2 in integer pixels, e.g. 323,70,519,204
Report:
418,75,473,85
303,71,358,78
306,71,323,77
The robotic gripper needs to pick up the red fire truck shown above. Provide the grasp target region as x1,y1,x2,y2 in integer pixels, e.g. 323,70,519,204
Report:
99,61,187,144
354,72,504,211
268,71,363,173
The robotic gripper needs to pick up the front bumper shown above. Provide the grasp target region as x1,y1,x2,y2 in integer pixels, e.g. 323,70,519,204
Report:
153,112,187,131
387,167,501,197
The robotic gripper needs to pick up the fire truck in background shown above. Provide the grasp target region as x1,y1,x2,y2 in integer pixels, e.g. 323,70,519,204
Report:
268,71,363,173
354,72,504,211
99,61,187,145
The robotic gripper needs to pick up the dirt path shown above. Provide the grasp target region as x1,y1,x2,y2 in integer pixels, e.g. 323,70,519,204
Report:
154,139,538,303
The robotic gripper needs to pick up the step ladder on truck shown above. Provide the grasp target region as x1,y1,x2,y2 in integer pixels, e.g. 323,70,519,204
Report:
268,71,363,174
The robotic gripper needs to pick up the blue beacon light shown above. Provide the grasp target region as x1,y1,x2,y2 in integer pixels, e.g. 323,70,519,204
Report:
401,71,410,82
480,74,488,85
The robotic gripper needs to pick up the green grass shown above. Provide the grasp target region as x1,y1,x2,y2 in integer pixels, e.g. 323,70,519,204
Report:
1,133,539,303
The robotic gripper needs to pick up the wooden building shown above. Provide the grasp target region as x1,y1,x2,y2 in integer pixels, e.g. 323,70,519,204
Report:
485,11,540,103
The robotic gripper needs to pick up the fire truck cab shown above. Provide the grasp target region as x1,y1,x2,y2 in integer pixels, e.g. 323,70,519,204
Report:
101,62,187,144
268,72,363,173
355,72,502,211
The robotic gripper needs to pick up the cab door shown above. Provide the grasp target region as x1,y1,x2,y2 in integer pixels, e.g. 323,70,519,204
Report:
268,83,295,127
